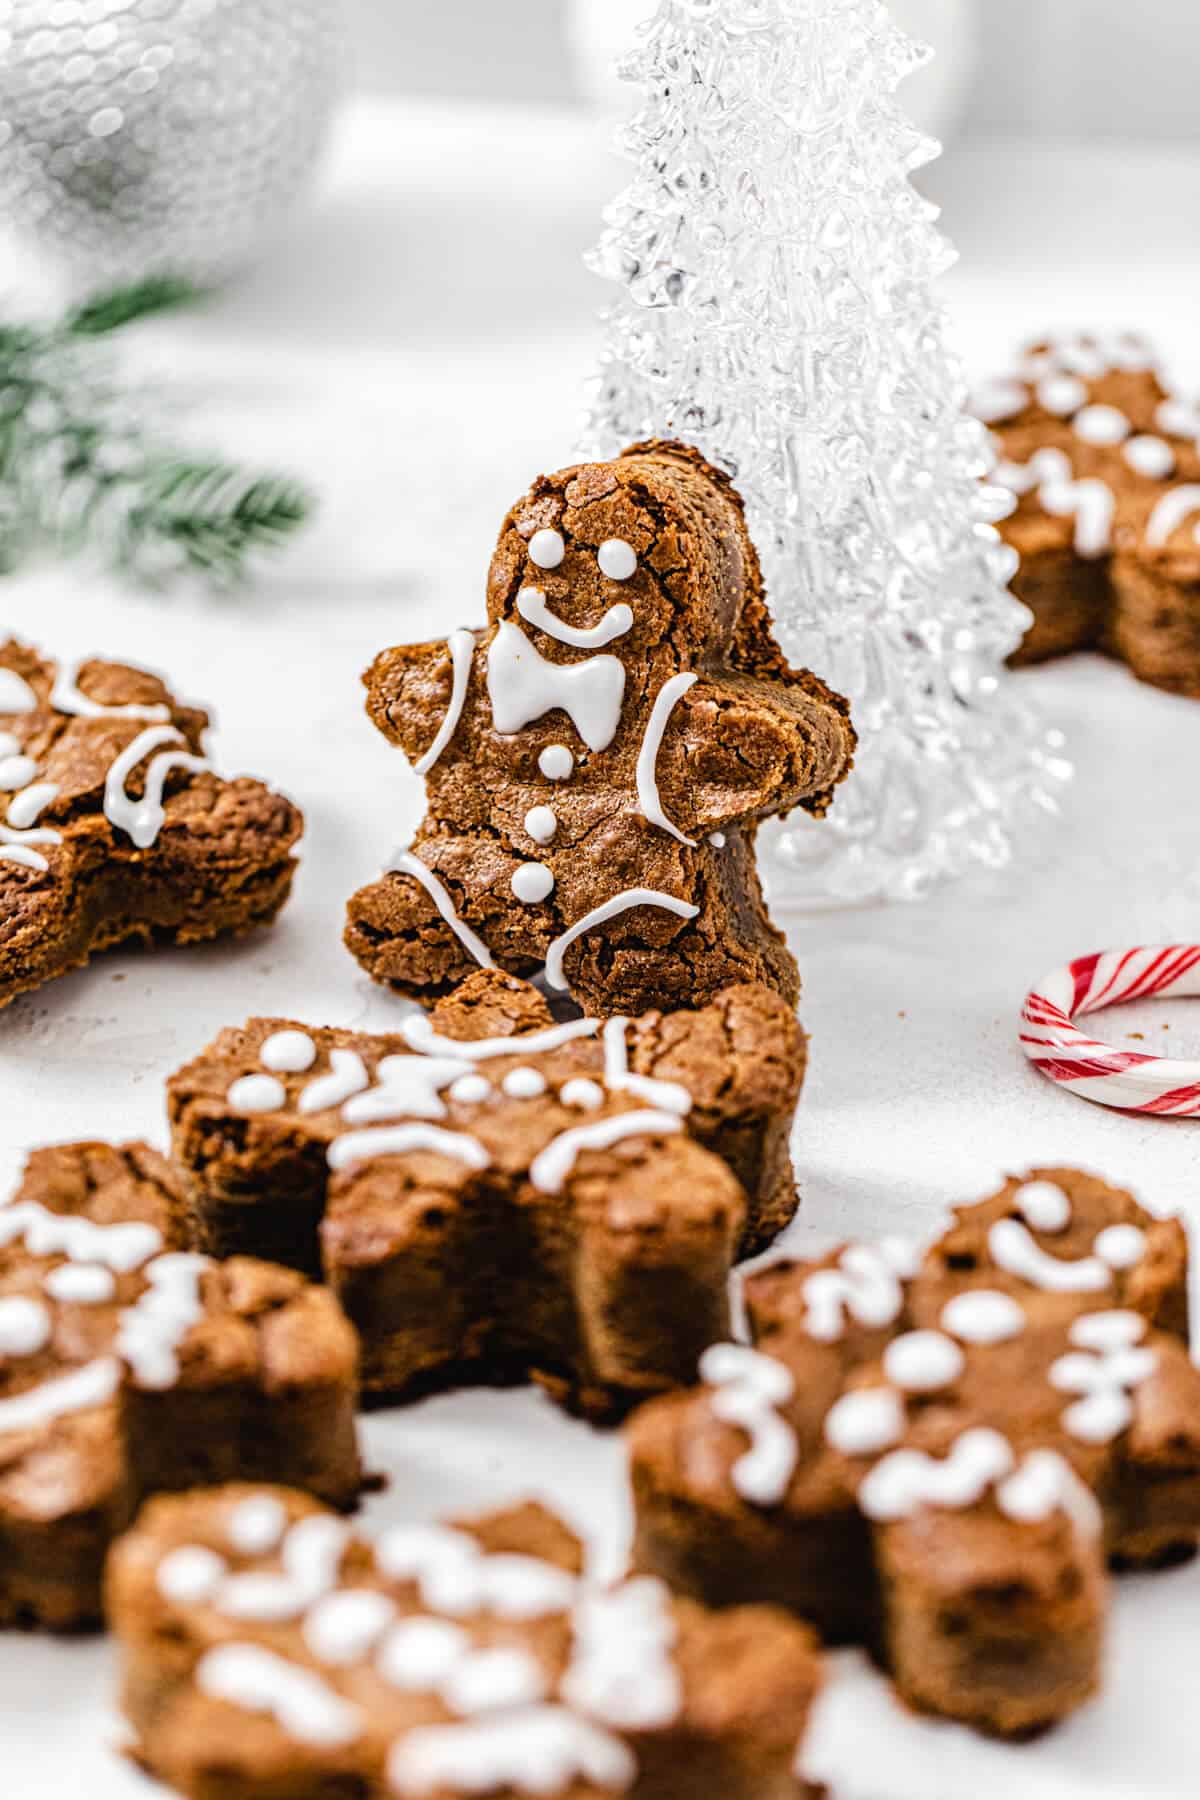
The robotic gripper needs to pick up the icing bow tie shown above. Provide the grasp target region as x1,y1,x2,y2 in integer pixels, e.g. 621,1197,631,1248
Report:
486,622,626,753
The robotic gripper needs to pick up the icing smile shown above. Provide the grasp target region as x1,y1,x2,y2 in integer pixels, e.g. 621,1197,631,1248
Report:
516,587,632,649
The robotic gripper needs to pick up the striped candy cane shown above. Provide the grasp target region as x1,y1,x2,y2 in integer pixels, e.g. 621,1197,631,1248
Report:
1020,945,1200,1116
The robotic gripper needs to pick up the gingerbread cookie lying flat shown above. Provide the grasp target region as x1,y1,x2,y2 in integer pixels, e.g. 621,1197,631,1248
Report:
974,332,1200,693
168,970,804,1420
628,1167,1200,1737
0,1142,360,1629
0,640,301,1008
109,1483,824,1800
345,440,855,1016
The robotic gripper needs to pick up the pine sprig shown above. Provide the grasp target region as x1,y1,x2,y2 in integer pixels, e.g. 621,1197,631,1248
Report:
115,462,313,586
0,278,314,588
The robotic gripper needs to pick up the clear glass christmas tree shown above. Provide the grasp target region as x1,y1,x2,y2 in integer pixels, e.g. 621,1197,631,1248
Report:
583,0,1070,902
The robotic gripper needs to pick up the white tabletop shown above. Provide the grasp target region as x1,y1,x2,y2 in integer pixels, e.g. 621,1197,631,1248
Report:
1,99,1198,1800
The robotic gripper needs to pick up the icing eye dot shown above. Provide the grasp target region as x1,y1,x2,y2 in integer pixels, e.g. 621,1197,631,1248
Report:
524,805,557,845
528,528,565,570
1014,1179,1071,1233
597,538,638,581
1094,1223,1147,1270
538,745,573,781
511,861,554,904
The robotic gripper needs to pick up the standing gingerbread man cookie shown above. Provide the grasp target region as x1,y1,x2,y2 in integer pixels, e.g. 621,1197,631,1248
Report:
345,441,855,1016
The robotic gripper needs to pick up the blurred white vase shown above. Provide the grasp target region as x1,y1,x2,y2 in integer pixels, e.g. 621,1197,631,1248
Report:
566,0,981,142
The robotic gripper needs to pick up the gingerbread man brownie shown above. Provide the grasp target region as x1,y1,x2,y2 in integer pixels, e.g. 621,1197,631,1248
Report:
0,640,302,1008
974,332,1200,693
0,1141,361,1629
628,1167,1200,1737
345,440,855,1016
108,1483,825,1800
168,970,804,1420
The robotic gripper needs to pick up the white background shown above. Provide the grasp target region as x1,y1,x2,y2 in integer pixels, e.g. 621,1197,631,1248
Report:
1,91,1199,1797
346,0,1200,141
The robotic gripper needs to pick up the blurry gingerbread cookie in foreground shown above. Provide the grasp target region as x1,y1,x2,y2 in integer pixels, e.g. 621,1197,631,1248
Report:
345,441,855,1017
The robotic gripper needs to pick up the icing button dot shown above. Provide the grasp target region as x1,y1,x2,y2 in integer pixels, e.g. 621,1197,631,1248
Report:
528,528,565,570
511,862,554,904
538,745,573,781
260,1030,317,1074
44,1263,116,1305
449,1074,493,1105
940,1289,1025,1345
1037,374,1087,417
882,1330,965,1393
0,1294,52,1357
1124,436,1176,479
0,755,38,790
1073,404,1130,446
157,1546,227,1606
560,1078,605,1110
708,831,726,847
524,805,557,845
597,538,638,581
227,1074,287,1113
501,1067,547,1099
824,1387,905,1456
0,734,17,759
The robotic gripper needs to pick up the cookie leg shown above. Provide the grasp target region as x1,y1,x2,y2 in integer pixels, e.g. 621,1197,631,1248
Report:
874,1509,1104,1736
345,868,482,1000
344,834,547,1002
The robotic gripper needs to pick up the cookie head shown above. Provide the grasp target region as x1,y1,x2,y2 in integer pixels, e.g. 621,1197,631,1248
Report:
487,443,755,667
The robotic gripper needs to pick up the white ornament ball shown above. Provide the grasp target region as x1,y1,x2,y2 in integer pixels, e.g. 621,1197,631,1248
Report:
0,0,344,286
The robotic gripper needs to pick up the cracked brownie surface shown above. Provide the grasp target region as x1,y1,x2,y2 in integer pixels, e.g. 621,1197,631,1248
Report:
0,1141,361,1629
0,640,302,1008
168,969,805,1421
345,440,854,1016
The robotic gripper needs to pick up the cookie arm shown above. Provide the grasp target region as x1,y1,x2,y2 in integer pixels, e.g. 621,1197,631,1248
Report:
363,634,479,769
646,672,855,833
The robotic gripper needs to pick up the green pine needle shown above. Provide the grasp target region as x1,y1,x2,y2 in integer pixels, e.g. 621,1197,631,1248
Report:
0,280,314,588
64,276,205,337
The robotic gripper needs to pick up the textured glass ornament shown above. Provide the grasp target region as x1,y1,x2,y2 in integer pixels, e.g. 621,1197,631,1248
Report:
583,0,1071,903
0,0,342,287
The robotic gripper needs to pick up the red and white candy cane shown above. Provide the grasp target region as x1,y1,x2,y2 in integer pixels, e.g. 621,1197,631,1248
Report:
1020,945,1200,1116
